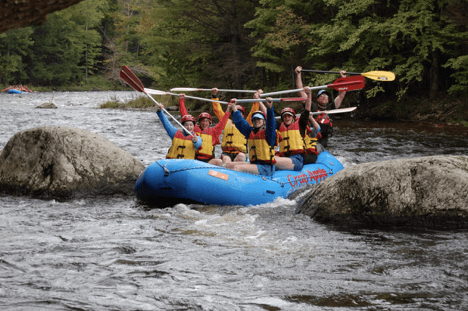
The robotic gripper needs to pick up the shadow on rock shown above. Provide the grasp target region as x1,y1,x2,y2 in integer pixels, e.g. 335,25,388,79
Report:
0,126,145,200
296,155,468,229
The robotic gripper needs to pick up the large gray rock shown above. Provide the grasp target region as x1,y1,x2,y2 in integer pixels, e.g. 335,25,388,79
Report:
297,155,468,229
0,126,145,199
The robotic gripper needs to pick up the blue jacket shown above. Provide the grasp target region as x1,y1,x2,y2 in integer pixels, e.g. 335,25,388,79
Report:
232,106,276,147
156,110,203,150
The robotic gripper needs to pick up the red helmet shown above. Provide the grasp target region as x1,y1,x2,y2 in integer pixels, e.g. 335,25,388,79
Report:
251,111,266,121
198,112,212,122
281,107,296,120
236,105,246,116
181,114,196,124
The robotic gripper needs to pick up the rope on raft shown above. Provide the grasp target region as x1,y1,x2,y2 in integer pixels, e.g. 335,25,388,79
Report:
154,160,286,187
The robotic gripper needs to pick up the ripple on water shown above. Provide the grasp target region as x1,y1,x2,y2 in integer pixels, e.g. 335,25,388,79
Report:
1,93,468,310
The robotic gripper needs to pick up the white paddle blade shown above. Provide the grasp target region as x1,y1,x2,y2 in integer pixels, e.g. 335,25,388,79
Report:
261,88,304,97
236,97,307,103
217,89,258,93
171,87,258,93
170,88,209,92
144,88,169,95
311,107,357,115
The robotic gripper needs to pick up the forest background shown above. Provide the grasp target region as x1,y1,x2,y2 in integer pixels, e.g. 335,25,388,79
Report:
0,0,467,125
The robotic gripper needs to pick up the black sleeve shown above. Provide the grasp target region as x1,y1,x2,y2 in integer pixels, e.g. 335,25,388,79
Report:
311,101,319,112
299,109,309,137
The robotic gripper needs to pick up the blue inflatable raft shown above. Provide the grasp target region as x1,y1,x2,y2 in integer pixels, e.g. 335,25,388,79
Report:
7,89,27,94
135,151,344,207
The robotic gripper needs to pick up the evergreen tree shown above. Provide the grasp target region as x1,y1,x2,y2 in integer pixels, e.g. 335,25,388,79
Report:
102,0,151,83
69,0,109,81
0,28,34,84
29,0,107,86
138,0,260,89
247,0,467,100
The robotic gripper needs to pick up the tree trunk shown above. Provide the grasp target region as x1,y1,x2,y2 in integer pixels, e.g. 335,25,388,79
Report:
430,47,439,101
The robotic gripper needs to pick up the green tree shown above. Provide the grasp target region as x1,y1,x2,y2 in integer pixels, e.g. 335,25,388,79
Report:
69,0,109,81
138,0,261,90
245,0,326,88
0,27,34,84
29,0,107,85
247,0,467,101
102,0,151,83
442,0,468,97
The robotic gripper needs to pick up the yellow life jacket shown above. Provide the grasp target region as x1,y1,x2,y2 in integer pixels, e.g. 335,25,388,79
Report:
221,120,247,153
166,131,198,159
248,129,276,164
196,132,215,160
304,129,319,155
278,121,305,156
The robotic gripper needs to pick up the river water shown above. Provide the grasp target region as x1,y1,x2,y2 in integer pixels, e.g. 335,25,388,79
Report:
1,91,468,310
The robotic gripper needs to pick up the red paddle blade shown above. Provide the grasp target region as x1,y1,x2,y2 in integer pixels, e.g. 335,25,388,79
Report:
328,75,365,92
281,97,307,102
119,65,145,93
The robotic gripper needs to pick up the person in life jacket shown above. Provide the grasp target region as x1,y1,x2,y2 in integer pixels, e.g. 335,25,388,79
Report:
274,86,321,171
211,88,264,164
155,103,203,159
295,66,347,147
225,98,277,176
177,93,231,165
196,108,231,166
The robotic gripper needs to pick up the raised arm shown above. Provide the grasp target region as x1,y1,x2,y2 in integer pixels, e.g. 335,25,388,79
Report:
299,86,312,137
295,66,307,98
230,99,252,138
309,115,321,133
245,89,263,125
334,70,347,108
156,104,178,139
264,98,277,147
211,87,225,121
256,90,267,117
212,104,231,138
178,94,188,116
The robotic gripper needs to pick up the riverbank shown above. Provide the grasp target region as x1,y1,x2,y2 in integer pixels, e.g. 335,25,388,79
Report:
0,75,129,93
357,95,468,127
103,91,468,127
4,81,467,127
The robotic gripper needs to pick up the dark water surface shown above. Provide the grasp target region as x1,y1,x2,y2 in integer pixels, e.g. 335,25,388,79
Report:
1,92,468,310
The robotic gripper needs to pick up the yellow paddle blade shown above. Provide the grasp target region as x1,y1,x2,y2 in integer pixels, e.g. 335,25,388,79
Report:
361,71,395,81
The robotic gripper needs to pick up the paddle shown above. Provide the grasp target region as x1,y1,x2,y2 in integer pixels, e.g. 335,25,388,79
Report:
145,87,303,104
170,87,257,93
119,66,192,135
144,88,229,104
311,106,357,115
300,69,395,82
275,107,357,119
261,75,365,97
235,97,307,103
